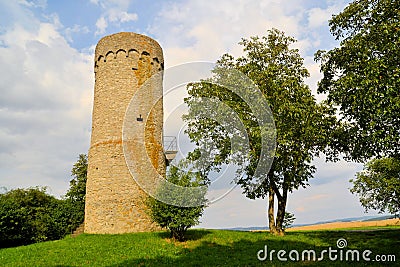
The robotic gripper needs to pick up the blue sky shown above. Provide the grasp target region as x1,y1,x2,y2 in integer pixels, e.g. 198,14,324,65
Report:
0,0,386,228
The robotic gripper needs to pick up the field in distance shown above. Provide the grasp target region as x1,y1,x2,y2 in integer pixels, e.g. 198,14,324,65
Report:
287,218,400,231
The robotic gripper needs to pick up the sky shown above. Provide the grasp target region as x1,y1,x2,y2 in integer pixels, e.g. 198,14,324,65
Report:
0,0,387,228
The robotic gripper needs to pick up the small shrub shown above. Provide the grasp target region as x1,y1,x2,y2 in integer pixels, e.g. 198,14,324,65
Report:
282,211,296,230
148,166,207,241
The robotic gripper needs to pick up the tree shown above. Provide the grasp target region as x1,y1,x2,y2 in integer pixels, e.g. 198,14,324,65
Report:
183,29,337,235
148,165,207,241
315,0,400,161
0,187,69,247
350,157,400,217
0,154,89,248
64,154,87,231
65,154,87,204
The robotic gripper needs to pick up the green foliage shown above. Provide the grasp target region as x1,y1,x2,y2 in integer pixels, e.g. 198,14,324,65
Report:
0,187,71,247
0,154,88,248
315,0,400,160
184,29,338,234
282,212,296,230
66,154,87,203
350,157,400,216
64,154,88,231
148,166,207,241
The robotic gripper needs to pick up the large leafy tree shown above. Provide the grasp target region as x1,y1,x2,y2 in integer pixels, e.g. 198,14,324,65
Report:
315,0,400,161
184,29,337,235
316,0,400,215
350,157,400,217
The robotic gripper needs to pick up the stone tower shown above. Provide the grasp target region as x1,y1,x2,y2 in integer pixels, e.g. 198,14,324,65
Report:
84,32,165,234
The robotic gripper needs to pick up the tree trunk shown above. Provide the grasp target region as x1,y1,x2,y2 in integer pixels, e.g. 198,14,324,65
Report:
275,180,288,236
268,186,277,234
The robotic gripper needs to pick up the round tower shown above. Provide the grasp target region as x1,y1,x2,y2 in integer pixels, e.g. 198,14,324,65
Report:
84,32,165,234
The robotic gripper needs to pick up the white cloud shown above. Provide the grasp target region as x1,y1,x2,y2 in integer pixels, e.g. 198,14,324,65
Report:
287,175,382,225
108,10,138,23
310,156,363,185
65,24,90,43
308,7,335,28
198,156,366,228
199,187,267,228
307,194,330,201
307,1,350,29
90,0,133,9
148,0,351,81
90,0,99,5
95,16,108,35
92,0,138,35
18,0,47,9
149,0,310,67
0,2,93,196
304,56,326,101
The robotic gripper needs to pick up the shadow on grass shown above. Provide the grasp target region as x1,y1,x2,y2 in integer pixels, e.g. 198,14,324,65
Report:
110,229,400,267
157,229,212,241
0,240,33,249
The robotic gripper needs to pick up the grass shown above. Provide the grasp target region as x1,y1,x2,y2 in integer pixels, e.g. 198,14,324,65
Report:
0,227,399,266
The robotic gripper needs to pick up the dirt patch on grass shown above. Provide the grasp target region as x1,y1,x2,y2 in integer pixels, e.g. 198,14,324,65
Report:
287,218,400,231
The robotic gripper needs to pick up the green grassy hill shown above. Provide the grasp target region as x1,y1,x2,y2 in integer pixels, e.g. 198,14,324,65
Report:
0,227,399,266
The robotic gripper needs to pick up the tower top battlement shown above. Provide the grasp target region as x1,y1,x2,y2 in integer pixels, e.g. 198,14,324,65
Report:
94,32,164,74
95,32,164,63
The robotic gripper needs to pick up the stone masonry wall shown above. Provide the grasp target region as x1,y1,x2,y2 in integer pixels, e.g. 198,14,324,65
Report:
84,32,165,234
